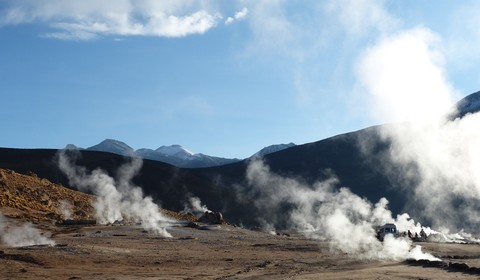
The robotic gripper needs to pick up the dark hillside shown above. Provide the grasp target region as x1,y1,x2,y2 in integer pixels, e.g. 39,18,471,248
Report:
0,126,407,229
0,148,244,219
203,125,408,223
260,126,405,211
0,125,407,228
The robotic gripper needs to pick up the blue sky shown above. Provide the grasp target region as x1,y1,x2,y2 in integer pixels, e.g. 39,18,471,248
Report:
1,1,479,159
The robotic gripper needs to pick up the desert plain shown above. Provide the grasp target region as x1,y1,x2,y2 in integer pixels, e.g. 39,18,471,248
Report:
1,221,480,279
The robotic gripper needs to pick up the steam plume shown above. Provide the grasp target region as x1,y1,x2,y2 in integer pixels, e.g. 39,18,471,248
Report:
357,26,480,232
183,195,210,216
57,149,173,237
377,115,480,232
59,200,73,220
244,159,438,261
0,213,55,247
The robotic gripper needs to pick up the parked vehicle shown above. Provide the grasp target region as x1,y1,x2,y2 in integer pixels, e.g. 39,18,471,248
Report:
376,223,399,241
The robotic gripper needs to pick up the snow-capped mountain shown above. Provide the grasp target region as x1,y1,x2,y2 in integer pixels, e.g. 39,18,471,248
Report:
156,145,194,160
87,139,134,156
85,141,239,168
136,145,195,165
136,145,239,168
85,140,297,168
64,144,82,150
252,143,296,158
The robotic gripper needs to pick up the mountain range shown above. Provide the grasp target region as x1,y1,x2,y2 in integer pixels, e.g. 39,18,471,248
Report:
84,140,295,168
1,90,479,229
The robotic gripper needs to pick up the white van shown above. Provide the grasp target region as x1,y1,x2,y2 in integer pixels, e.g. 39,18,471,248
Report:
376,223,399,241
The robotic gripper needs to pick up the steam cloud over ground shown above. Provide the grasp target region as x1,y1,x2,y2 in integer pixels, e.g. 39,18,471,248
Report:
377,114,480,232
0,213,55,247
357,26,480,233
183,195,210,217
243,159,438,261
58,199,73,220
57,150,173,237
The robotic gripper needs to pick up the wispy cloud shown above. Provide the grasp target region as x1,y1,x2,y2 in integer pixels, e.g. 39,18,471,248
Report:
225,7,248,25
324,0,398,38
241,0,396,60
239,0,398,109
0,0,222,40
241,1,297,58
446,1,480,73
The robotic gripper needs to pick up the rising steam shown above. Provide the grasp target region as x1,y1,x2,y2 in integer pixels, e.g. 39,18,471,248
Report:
59,200,73,220
57,149,173,237
0,213,55,247
357,26,480,233
377,114,480,232
244,159,438,261
183,195,210,216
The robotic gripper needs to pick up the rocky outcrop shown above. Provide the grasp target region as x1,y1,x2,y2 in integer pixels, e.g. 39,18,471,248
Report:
198,211,224,224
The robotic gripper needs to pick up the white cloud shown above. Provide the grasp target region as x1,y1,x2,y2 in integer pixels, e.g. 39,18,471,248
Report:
0,0,222,40
235,7,248,20
225,17,234,25
225,7,248,25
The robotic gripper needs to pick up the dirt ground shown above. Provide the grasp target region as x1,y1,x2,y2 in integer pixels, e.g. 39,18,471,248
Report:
2,168,480,279
1,221,480,280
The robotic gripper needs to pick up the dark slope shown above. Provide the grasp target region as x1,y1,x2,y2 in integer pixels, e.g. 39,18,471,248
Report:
452,90,480,119
0,148,240,217
0,125,404,228
0,125,419,228
261,126,401,207
201,125,407,224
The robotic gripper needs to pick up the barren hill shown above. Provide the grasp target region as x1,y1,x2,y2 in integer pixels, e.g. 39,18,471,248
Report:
0,168,94,224
0,167,195,227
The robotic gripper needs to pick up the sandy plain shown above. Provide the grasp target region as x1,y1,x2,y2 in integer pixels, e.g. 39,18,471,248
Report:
1,221,480,280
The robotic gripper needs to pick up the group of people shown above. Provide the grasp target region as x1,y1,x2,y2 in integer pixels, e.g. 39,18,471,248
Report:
404,228,428,240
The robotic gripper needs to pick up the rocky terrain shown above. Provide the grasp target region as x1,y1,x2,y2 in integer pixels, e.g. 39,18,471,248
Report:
2,168,480,279
0,168,193,226
0,168,94,225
